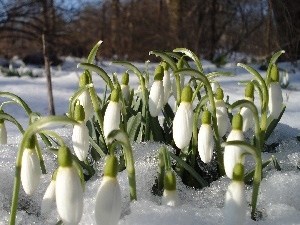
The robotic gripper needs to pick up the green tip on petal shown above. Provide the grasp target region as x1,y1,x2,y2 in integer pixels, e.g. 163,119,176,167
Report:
161,61,169,71
74,104,85,122
58,146,73,167
270,64,279,82
52,169,58,181
24,135,35,149
232,163,244,181
121,72,129,85
245,82,254,99
177,57,184,69
202,110,211,125
154,65,164,81
110,89,119,102
164,171,176,191
0,110,4,123
181,85,193,102
104,155,119,177
79,71,91,87
215,87,224,100
232,113,243,130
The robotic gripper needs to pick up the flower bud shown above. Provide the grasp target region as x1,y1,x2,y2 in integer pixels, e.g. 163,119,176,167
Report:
162,171,180,207
198,110,214,163
104,89,121,138
41,170,57,216
149,65,164,117
78,71,93,121
0,118,7,144
173,86,193,149
21,136,41,195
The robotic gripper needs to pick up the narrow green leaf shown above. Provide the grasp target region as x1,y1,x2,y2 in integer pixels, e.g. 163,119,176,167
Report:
272,155,281,171
169,152,208,188
173,48,204,74
127,112,142,141
0,92,32,115
149,51,177,71
111,61,143,82
77,63,114,91
245,157,272,182
89,136,106,158
87,40,103,64
149,116,164,142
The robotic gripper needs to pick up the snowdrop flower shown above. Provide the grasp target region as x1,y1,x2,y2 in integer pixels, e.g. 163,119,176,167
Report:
240,82,254,132
173,85,193,149
72,104,89,161
215,87,230,137
121,71,130,102
269,65,283,119
103,89,121,138
224,163,247,225
0,117,7,144
56,146,83,225
95,155,122,225
149,65,164,117
198,110,214,163
41,171,57,215
21,137,41,195
78,71,93,121
224,113,245,179
162,62,171,105
162,170,180,207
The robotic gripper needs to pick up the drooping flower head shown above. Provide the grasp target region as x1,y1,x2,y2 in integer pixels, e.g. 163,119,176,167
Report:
41,170,57,216
162,170,180,207
173,85,193,149
78,71,93,121
121,71,130,102
268,64,283,119
198,110,214,163
240,82,254,132
224,163,247,225
56,146,83,225
21,136,41,195
104,89,121,138
224,113,245,179
161,61,171,105
0,115,7,144
215,87,230,137
72,104,89,161
149,65,164,117
95,155,122,225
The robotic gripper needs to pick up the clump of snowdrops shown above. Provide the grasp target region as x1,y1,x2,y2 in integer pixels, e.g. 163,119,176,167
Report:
0,41,285,225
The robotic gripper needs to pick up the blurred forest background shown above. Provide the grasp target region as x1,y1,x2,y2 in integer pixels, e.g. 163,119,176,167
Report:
0,0,299,63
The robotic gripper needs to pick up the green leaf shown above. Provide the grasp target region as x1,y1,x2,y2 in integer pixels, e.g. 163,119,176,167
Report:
149,116,165,142
149,51,177,71
173,48,204,74
87,40,103,64
111,61,143,82
127,112,142,141
245,157,273,182
77,63,114,91
169,152,208,188
0,92,32,115
265,104,286,141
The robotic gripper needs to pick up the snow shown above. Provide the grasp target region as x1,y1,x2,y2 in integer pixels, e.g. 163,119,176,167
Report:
1,56,300,224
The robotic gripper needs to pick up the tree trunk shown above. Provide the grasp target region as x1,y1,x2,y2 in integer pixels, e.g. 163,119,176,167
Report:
270,0,300,62
111,0,119,57
41,0,55,115
165,0,182,48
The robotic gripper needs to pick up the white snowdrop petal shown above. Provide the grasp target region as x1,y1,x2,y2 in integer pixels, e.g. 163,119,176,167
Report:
56,166,83,225
224,181,247,225
269,82,283,119
149,81,164,117
224,130,245,179
163,70,171,105
41,180,56,215
72,122,89,161
0,122,7,144
78,90,93,121
21,148,41,195
95,176,122,225
121,84,130,101
103,102,120,138
162,189,181,207
215,100,229,137
198,124,214,163
173,102,193,149
240,106,253,132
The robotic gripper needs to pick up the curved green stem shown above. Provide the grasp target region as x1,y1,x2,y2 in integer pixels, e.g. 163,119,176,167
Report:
107,129,137,201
